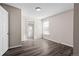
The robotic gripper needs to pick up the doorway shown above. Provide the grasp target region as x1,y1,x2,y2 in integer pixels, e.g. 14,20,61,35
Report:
24,21,34,40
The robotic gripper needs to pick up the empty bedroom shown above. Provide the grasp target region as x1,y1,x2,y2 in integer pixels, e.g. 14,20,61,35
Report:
0,3,75,56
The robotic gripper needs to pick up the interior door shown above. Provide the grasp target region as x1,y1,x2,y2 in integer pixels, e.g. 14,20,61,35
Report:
0,7,3,55
0,6,8,56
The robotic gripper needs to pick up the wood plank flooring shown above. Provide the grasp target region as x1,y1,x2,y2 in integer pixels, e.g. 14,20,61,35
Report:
3,39,73,56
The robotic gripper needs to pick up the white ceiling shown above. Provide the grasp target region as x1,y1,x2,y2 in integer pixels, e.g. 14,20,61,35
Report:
7,3,74,19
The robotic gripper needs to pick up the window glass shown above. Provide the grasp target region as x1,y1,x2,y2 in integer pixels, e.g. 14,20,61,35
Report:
43,20,50,35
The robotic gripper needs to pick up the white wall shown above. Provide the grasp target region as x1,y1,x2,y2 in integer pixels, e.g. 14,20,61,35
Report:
43,9,73,47
34,19,42,39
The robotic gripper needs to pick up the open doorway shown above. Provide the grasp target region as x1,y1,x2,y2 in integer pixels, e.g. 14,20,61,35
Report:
24,21,34,40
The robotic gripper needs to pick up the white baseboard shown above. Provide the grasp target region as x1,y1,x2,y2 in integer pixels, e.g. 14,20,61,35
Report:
45,38,73,47
9,45,22,49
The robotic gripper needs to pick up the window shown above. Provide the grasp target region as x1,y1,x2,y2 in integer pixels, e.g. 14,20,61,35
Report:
43,20,50,35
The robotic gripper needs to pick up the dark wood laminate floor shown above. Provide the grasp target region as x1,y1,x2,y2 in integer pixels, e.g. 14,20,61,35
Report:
3,39,73,56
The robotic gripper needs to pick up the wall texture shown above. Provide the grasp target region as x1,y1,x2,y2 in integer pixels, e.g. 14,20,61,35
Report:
43,9,73,47
1,4,21,48
73,3,79,56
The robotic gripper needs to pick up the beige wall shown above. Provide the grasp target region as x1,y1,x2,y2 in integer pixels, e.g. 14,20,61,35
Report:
73,3,79,56
43,9,73,47
1,4,21,48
